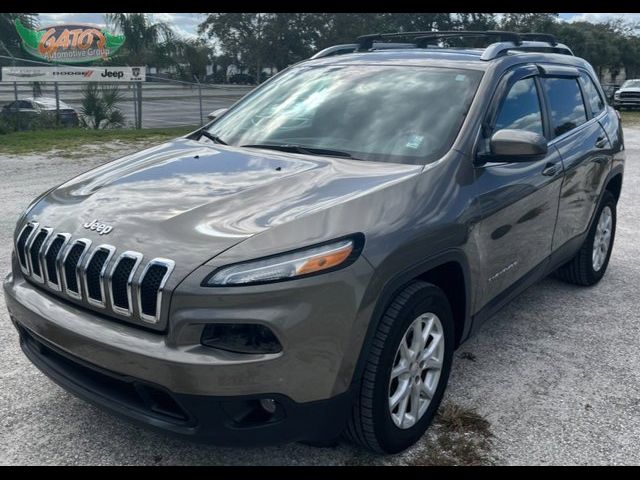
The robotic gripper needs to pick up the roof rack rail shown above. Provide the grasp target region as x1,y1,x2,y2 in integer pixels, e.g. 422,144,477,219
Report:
310,42,416,60
480,41,573,60
356,30,523,51
310,30,573,61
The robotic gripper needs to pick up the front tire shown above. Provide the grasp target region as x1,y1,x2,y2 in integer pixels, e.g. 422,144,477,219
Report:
555,190,617,286
344,281,454,453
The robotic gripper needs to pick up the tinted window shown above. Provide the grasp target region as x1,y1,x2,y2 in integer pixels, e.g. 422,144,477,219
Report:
494,77,543,136
542,78,587,137
206,65,483,165
579,73,605,115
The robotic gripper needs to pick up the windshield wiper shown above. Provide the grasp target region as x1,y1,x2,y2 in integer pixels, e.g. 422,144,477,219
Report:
241,143,355,159
199,130,227,145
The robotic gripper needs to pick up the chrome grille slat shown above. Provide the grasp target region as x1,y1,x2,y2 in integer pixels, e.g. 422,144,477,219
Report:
44,233,70,291
17,222,174,327
83,245,116,308
28,227,53,284
109,251,143,317
16,222,38,275
138,258,175,324
61,238,92,300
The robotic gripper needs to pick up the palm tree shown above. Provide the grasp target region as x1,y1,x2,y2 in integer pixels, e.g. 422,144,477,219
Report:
0,13,38,63
105,13,175,67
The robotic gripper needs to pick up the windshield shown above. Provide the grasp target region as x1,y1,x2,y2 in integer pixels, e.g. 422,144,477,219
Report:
622,79,640,89
205,65,483,164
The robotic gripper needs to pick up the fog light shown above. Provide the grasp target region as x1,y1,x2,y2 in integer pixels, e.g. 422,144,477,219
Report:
201,323,282,354
260,398,278,414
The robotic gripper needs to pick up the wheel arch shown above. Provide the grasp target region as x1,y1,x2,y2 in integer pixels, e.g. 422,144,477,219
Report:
350,249,472,387
605,170,623,203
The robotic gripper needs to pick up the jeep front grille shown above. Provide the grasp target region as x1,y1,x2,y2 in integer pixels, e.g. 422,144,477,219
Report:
15,224,175,327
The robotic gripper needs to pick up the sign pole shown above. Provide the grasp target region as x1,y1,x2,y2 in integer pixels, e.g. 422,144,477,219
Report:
136,82,142,129
54,82,60,126
13,81,20,131
132,83,137,129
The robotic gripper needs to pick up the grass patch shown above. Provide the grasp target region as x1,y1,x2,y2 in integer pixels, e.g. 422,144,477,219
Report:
620,110,640,126
342,401,494,466
0,126,198,156
407,402,494,466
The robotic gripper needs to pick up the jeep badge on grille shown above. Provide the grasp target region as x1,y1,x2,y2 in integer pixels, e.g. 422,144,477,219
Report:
83,219,113,235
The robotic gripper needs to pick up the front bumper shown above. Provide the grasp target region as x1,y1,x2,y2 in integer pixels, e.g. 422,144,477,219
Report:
15,322,351,444
614,98,640,107
4,252,373,443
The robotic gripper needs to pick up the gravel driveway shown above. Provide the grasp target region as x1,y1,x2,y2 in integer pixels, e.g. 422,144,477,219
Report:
1,129,639,465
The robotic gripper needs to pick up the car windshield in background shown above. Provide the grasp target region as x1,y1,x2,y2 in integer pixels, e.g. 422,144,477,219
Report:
622,79,640,88
205,65,483,165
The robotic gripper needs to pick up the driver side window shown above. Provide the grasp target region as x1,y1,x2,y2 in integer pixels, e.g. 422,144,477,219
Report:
494,77,544,137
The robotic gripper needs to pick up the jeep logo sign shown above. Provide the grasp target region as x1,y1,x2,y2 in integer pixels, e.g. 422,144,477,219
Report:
101,69,125,79
83,219,114,235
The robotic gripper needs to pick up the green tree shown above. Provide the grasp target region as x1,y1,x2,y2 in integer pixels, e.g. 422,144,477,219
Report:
199,13,276,84
105,13,175,67
175,38,212,81
499,13,560,32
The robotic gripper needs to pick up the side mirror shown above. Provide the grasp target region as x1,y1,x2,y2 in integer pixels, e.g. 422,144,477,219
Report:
489,129,548,159
207,108,228,121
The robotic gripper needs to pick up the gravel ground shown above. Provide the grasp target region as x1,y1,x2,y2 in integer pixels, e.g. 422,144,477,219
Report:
0,129,639,465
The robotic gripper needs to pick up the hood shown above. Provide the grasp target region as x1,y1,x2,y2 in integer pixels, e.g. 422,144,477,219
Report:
28,138,421,273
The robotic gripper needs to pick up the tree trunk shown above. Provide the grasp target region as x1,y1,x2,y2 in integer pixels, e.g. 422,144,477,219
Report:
256,61,261,84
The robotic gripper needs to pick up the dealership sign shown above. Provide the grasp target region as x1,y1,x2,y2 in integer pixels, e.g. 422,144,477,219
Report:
1,66,145,82
15,19,125,63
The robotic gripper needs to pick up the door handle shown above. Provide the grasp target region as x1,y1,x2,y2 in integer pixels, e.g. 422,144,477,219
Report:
541,163,558,177
595,136,608,149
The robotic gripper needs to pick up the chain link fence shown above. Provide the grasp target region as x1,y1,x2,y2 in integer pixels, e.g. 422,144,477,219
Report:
0,55,253,132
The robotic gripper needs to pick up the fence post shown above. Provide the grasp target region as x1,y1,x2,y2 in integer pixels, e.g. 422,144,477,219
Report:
195,76,203,126
13,81,19,131
136,82,142,129
54,82,60,126
131,83,137,129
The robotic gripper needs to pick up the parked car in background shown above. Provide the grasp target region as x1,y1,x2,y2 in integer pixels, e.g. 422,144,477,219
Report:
1,97,79,127
613,79,640,109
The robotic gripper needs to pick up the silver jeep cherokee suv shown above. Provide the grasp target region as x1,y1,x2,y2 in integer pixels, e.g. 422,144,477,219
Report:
4,31,624,454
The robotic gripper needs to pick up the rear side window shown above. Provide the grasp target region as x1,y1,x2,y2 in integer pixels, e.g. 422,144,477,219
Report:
542,78,587,137
579,72,605,115
494,77,544,136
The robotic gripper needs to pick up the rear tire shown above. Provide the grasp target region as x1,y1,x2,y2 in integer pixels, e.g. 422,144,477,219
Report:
555,190,617,286
344,281,454,453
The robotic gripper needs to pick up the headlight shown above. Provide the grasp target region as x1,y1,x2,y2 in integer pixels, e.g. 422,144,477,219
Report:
614,91,621,99
203,234,364,286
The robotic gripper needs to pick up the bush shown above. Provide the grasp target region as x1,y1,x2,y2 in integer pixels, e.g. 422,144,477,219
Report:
0,112,59,134
80,84,126,129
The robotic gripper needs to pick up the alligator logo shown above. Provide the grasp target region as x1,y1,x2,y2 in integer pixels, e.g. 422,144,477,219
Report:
15,19,125,64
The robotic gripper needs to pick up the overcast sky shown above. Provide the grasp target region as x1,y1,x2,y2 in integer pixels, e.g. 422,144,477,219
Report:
37,13,640,40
